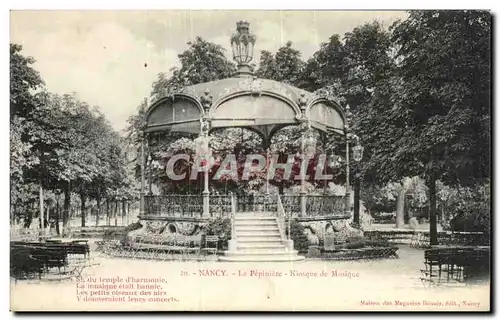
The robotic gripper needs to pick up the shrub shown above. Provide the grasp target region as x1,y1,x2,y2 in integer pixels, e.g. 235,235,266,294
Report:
342,236,366,249
203,217,232,250
104,227,127,240
449,184,490,243
286,220,309,253
364,238,390,248
450,206,490,233
125,221,143,232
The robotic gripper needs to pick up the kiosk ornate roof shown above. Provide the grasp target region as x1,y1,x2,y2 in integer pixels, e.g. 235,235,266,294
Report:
144,21,347,139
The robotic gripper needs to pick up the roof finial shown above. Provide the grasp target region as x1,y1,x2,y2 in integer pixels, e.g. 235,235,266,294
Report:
231,21,256,78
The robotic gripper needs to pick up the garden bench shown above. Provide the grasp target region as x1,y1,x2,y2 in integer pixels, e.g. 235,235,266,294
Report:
10,240,92,281
421,247,489,285
11,244,68,278
10,246,44,280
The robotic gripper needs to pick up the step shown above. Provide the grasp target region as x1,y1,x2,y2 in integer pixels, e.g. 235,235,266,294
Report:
222,247,301,254
236,212,274,215
235,236,282,242
234,216,276,220
224,248,297,255
235,231,282,237
235,224,280,230
235,221,278,226
237,245,287,251
219,254,305,262
237,237,282,246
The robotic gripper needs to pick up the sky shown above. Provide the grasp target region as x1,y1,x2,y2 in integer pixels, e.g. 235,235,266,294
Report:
10,10,408,133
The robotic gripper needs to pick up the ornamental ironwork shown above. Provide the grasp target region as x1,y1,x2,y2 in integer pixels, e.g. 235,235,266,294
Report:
308,86,344,105
215,78,295,102
231,21,257,65
151,85,198,104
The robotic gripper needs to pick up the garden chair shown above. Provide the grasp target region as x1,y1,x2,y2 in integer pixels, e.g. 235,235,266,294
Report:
438,248,460,283
417,233,427,248
149,234,164,260
422,249,444,284
105,240,123,258
410,232,419,248
203,235,219,256
174,235,190,261
119,241,134,259
94,240,107,255
155,234,172,261
128,235,145,260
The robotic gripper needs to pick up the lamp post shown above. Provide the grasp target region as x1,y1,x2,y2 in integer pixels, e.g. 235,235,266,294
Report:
344,105,352,217
139,130,146,218
334,104,364,222
300,123,316,217
195,119,211,217
147,153,153,195
265,147,272,196
352,135,364,227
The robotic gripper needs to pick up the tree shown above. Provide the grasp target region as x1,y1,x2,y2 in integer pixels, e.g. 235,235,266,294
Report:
301,34,346,93
358,11,491,244
128,38,241,195
150,37,236,102
10,45,132,233
10,44,44,226
301,22,396,225
256,41,305,87
10,44,44,118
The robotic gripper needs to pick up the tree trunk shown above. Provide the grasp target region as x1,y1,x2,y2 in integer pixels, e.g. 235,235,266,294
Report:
55,196,60,236
114,200,118,226
122,200,126,226
44,204,50,233
127,202,130,225
10,198,14,227
38,183,45,233
427,175,438,246
395,186,406,229
106,200,110,226
96,198,101,227
279,183,284,195
24,202,33,229
80,195,86,227
62,186,70,236
353,177,360,227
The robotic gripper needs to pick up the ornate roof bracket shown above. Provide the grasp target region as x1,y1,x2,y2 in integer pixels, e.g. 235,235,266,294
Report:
297,93,308,120
200,88,213,116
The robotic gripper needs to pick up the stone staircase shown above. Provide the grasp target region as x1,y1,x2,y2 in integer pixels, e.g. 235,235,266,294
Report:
219,212,304,262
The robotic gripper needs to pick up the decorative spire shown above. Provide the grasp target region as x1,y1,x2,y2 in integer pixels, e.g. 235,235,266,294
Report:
231,20,256,77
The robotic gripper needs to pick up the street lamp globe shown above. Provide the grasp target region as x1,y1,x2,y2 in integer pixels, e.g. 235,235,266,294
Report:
328,154,342,168
352,143,364,162
194,135,210,157
303,131,317,158
231,21,256,65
